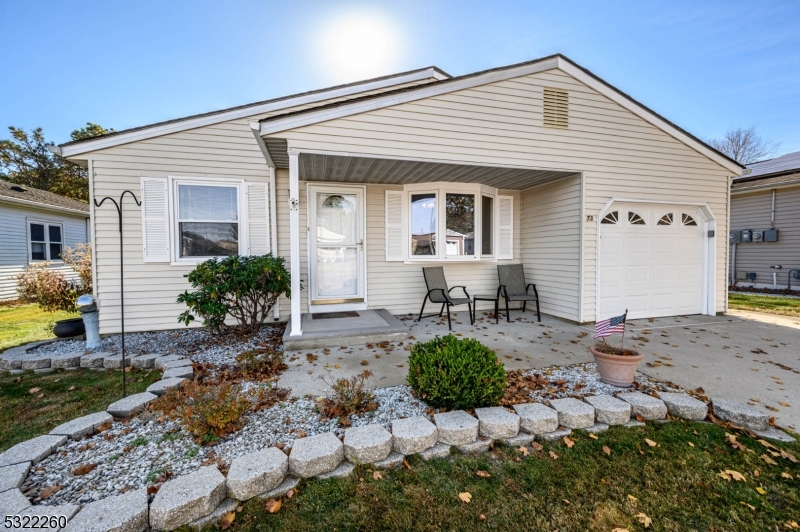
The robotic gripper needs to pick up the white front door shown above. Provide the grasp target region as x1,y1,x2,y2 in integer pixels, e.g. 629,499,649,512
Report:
598,203,706,320
308,185,366,308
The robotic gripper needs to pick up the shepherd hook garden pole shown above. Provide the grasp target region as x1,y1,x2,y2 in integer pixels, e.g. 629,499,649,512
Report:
94,190,141,398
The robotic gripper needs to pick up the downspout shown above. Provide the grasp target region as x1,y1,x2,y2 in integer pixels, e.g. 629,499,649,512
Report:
770,189,776,228
250,122,280,320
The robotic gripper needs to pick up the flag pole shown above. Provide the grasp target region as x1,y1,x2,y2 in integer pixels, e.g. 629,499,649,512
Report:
620,309,628,352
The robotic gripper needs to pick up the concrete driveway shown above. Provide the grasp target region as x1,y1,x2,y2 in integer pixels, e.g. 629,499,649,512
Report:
278,309,800,431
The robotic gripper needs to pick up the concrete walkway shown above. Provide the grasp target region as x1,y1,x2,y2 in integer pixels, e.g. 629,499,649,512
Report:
277,309,800,431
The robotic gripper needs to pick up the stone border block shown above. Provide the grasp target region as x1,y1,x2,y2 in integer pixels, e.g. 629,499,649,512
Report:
227,447,288,501
62,487,148,532
549,398,595,429
512,403,559,434
49,412,113,439
149,466,226,531
474,407,520,439
0,434,66,467
584,395,631,425
659,392,708,420
433,410,479,445
711,397,769,430
289,433,344,478
106,392,157,418
343,424,393,464
617,392,667,420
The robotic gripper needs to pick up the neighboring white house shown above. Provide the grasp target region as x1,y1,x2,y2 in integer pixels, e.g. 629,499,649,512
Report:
0,180,91,300
53,55,743,336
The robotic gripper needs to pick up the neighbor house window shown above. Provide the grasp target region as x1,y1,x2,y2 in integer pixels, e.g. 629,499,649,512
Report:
445,193,475,257
176,183,240,258
410,192,437,256
28,221,63,261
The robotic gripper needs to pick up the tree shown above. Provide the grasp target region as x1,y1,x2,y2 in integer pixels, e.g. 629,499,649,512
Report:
0,124,112,202
706,126,780,165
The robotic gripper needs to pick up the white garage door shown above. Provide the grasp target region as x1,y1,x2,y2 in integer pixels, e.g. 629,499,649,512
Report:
599,203,705,320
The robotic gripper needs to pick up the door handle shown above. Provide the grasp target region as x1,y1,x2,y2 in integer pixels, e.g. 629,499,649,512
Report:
359,239,364,251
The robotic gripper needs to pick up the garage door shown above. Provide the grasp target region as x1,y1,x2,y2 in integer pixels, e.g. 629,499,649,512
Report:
598,203,705,320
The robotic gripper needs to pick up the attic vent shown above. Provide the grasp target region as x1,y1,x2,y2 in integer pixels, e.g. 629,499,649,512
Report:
10,185,26,192
543,87,568,129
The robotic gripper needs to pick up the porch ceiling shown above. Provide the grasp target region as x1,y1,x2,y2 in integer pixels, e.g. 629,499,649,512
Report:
267,144,578,190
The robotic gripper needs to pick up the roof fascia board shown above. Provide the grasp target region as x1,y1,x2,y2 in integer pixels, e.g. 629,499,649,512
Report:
260,58,560,136
731,179,800,194
0,195,90,216
555,58,742,174
59,68,445,158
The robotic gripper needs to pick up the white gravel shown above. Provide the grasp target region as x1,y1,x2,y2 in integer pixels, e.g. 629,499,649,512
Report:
523,362,683,401
25,384,427,507
29,325,284,366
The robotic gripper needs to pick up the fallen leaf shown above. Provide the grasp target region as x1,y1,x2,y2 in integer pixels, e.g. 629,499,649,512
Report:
758,439,778,451
265,498,282,513
479,514,486,521
782,472,794,479
756,486,767,495
68,385,76,391
760,454,778,466
29,387,41,394
644,438,658,448
688,442,695,447
635,413,645,423
602,445,612,456
285,489,295,499
518,446,529,457
458,492,472,503
588,433,599,440
549,450,558,460
612,529,631,532
781,450,798,463
779,401,791,407
627,494,638,501
786,521,800,529
718,469,746,482
530,441,544,453
373,470,383,481
219,511,236,530
476,470,491,478
72,463,98,476
563,436,575,448
146,485,159,495
39,485,61,499
740,501,756,510
635,512,652,528
403,459,412,470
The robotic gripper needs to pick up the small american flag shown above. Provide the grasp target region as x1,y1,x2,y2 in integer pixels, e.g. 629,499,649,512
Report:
594,312,627,339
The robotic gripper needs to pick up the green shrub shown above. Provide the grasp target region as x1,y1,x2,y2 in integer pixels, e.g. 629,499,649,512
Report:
177,254,291,334
407,335,506,409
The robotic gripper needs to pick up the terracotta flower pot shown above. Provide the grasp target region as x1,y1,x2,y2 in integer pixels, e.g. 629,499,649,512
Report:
590,345,643,387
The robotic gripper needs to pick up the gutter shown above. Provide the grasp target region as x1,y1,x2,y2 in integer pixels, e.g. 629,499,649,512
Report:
250,122,280,320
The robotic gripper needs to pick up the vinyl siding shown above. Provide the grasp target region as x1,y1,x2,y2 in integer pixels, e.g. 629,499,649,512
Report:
520,176,581,321
0,202,89,300
271,68,732,322
730,185,800,288
83,77,441,333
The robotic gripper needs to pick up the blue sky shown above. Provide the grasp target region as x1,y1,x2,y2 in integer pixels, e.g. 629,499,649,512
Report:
1,0,798,154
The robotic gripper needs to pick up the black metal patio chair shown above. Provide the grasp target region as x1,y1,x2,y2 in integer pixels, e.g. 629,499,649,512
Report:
417,267,473,330
497,264,541,323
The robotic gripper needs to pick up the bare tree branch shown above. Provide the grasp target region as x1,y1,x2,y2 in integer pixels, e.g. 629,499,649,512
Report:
706,126,780,165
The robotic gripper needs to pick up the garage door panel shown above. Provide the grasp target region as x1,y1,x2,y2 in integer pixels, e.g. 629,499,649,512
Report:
598,203,704,320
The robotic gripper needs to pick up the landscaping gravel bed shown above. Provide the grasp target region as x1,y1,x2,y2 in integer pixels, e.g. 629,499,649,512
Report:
25,385,428,507
29,325,284,366
522,362,684,402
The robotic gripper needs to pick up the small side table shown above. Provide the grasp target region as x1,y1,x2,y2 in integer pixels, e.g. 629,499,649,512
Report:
472,294,500,324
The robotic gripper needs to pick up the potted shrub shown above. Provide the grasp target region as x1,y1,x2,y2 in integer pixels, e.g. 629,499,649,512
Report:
590,342,643,387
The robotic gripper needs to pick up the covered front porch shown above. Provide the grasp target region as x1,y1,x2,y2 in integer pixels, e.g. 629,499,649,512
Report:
261,144,583,339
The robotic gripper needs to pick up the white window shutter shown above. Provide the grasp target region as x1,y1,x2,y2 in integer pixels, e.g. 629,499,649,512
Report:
246,182,270,255
140,177,171,262
385,190,405,261
497,195,513,259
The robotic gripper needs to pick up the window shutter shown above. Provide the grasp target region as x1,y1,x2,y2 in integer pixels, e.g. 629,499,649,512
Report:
246,182,270,255
497,195,513,259
385,190,405,261
140,177,171,262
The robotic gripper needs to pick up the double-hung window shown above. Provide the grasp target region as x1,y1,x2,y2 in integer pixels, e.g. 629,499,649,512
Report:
28,220,63,261
175,182,241,260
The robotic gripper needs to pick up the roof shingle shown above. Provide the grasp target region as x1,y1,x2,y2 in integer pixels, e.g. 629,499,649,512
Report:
0,180,89,213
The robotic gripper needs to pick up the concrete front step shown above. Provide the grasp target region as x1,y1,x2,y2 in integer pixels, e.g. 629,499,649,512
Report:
62,487,148,532
150,466,226,531
282,309,408,351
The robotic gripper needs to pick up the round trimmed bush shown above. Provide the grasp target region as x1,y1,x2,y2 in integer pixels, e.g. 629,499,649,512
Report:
407,334,506,409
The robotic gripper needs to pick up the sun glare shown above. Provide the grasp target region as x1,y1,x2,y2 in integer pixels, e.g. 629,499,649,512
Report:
318,12,402,83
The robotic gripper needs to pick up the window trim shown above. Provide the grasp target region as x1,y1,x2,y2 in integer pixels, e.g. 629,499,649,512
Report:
168,176,245,265
404,182,501,263
27,219,64,263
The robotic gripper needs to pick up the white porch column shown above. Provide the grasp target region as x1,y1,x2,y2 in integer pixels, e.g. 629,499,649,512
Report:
288,151,302,336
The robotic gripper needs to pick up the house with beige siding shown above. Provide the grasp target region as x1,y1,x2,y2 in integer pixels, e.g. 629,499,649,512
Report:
0,180,90,300
53,54,743,337
729,151,800,290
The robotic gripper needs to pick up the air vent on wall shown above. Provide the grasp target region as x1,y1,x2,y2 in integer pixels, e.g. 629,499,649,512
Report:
543,87,568,129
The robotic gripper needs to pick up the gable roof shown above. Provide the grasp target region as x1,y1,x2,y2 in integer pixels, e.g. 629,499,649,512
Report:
55,66,449,158
258,54,743,174
0,180,90,215
737,150,800,180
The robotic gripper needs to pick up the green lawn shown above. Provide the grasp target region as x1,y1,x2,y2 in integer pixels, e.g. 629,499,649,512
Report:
729,293,800,317
0,368,163,452
189,421,800,532
0,302,77,353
